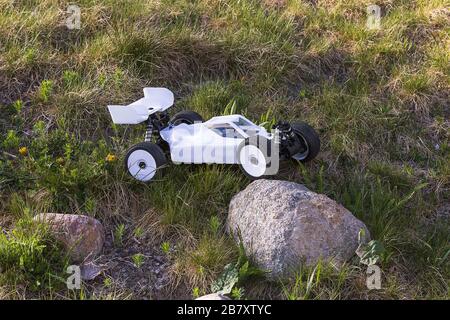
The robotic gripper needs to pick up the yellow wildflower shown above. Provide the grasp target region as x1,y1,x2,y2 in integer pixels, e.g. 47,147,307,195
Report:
18,146,28,156
106,153,117,162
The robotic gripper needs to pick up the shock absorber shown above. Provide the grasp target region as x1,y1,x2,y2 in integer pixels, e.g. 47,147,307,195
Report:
276,122,294,139
144,118,153,142
275,121,303,158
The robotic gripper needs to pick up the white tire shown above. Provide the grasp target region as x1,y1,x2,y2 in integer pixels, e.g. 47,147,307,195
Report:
125,142,166,182
239,144,268,178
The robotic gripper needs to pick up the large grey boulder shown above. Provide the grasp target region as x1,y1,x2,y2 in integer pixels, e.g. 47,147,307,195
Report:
227,180,370,279
34,213,105,263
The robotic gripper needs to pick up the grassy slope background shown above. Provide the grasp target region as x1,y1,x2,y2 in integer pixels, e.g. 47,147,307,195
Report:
0,0,448,299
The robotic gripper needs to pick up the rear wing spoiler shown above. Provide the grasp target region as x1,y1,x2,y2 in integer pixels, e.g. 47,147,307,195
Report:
108,87,174,124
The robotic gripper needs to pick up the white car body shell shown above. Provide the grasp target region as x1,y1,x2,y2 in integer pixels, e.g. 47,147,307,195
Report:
106,87,275,166
160,115,273,164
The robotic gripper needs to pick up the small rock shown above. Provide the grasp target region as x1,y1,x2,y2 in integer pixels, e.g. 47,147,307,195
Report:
80,262,104,281
227,180,370,280
34,213,105,263
196,293,231,300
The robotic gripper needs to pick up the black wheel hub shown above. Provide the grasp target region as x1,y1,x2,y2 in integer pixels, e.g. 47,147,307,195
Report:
139,161,147,169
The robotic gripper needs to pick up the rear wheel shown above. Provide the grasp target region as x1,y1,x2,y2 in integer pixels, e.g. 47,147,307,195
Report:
238,137,272,179
170,111,203,125
290,122,320,162
124,142,167,182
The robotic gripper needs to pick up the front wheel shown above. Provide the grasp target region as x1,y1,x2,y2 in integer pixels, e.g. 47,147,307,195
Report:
290,122,320,162
124,142,167,182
